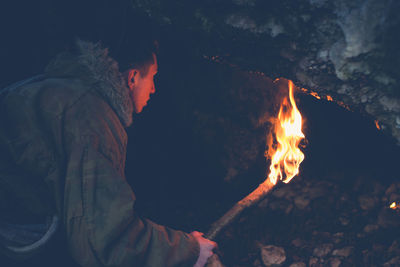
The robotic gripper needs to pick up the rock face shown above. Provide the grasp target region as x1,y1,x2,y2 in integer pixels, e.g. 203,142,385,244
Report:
131,0,400,144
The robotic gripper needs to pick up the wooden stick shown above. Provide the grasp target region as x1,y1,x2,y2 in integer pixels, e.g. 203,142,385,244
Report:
205,179,275,240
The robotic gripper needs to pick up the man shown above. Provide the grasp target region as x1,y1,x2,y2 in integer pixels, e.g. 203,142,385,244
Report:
0,39,216,266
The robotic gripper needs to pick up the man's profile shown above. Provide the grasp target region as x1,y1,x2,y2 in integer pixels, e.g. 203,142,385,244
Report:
0,38,216,266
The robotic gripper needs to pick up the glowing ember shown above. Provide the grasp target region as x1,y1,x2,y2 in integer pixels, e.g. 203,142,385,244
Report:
374,120,381,130
310,91,321,99
267,80,305,185
390,202,398,210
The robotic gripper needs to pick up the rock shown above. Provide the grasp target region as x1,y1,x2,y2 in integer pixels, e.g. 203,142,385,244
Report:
308,257,320,266
332,246,354,258
332,232,344,244
285,204,294,214
253,259,263,267
329,257,342,267
385,184,397,196
363,224,379,233
272,186,296,199
289,262,306,267
291,238,304,248
358,195,378,210
357,232,366,238
384,256,400,267
339,216,350,226
307,183,330,200
294,196,310,209
258,198,269,208
269,200,291,211
388,240,400,254
260,245,286,266
313,243,334,258
389,193,400,203
377,209,400,228
372,243,385,253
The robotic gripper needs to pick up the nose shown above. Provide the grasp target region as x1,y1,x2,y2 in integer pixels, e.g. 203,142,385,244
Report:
150,84,156,94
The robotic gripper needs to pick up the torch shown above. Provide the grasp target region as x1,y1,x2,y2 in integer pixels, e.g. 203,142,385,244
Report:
205,79,305,265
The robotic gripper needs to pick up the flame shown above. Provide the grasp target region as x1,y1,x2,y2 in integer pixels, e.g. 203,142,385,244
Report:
267,80,305,185
374,120,381,130
390,202,398,210
310,91,321,99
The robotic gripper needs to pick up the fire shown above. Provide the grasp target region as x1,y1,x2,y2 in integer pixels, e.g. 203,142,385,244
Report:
310,91,321,99
267,80,305,185
374,120,381,130
390,202,398,210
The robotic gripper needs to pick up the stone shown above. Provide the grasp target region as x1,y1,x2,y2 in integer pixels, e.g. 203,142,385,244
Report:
313,243,334,258
339,216,350,226
330,257,342,267
291,238,304,248
253,259,263,267
363,224,379,233
358,195,378,210
333,232,344,244
308,257,319,266
269,200,291,211
307,183,330,200
258,198,269,208
272,186,296,199
389,193,400,203
388,240,400,254
260,245,286,266
294,196,310,209
332,246,354,258
378,209,400,228
285,204,294,214
384,256,400,267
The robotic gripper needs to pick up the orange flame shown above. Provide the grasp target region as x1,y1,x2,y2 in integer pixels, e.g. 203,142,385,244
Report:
390,202,398,210
374,120,381,130
267,81,305,185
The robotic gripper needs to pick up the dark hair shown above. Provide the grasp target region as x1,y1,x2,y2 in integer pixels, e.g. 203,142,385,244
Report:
109,11,159,74
115,39,158,74
64,1,159,74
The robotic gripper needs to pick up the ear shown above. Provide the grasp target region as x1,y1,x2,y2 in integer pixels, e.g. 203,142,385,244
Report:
127,69,139,88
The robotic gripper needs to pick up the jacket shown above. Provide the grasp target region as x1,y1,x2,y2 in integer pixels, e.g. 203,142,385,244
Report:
0,40,199,266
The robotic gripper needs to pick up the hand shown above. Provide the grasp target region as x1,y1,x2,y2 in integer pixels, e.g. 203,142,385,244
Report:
191,231,217,267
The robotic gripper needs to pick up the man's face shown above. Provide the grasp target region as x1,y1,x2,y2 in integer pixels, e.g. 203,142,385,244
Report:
127,54,158,113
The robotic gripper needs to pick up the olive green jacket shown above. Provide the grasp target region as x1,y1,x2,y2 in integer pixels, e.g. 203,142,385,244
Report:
0,40,199,266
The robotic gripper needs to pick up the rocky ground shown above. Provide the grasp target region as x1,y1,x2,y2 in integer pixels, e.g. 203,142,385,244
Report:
216,174,400,267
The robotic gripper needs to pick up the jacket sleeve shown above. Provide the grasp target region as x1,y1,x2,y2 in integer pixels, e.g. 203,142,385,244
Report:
61,94,199,267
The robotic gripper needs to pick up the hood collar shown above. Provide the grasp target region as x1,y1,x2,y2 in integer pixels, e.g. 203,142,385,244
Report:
46,39,133,127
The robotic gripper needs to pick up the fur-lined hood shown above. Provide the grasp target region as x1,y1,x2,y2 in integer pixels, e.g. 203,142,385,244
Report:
45,39,133,127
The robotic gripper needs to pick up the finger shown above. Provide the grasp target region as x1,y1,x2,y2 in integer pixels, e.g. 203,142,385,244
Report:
207,250,214,258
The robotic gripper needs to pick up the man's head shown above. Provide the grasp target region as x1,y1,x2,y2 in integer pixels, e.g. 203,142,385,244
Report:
113,35,159,114
124,53,158,113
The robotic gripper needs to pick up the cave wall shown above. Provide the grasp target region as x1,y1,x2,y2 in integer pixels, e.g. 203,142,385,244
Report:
131,0,400,144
